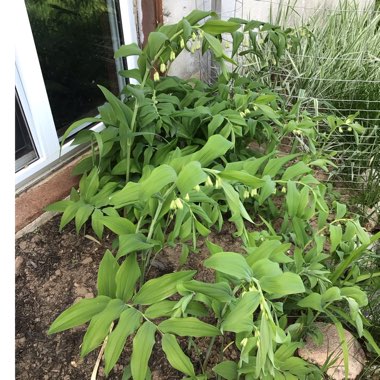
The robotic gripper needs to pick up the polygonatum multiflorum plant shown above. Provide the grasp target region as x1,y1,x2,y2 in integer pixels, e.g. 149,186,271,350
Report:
47,10,380,380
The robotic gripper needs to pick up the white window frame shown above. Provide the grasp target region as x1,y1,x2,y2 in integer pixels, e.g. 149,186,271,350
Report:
15,0,138,190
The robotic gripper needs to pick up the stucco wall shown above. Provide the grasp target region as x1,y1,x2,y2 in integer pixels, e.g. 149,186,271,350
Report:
161,0,375,78
162,0,212,78
230,0,375,24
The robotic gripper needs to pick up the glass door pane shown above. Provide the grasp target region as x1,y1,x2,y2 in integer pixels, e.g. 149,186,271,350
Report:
25,0,125,137
15,91,38,172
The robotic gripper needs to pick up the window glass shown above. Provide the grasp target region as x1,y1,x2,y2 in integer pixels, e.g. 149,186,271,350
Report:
25,0,124,137
15,91,38,172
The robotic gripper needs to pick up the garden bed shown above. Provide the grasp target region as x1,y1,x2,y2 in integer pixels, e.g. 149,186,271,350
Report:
15,215,243,380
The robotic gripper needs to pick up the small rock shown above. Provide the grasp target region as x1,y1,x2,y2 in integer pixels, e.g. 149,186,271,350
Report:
18,241,28,250
15,256,24,275
16,337,26,348
84,292,94,299
81,257,93,265
55,269,61,276
70,361,77,368
298,322,366,380
75,286,89,297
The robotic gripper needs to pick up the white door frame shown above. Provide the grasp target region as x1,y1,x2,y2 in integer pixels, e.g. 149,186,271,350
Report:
15,0,138,190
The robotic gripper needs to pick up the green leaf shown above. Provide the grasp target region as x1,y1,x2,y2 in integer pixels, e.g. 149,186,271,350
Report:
98,250,119,298
183,280,233,302
141,165,177,199
263,154,299,177
116,253,141,302
131,322,157,380
260,272,305,296
191,134,233,167
282,162,311,181
92,209,104,239
204,252,253,281
201,20,240,34
83,168,100,200
159,317,220,337
334,201,347,219
176,161,208,195
98,215,136,235
329,224,342,253
59,201,81,231
147,32,168,59
222,291,260,333
204,33,223,58
48,296,110,334
286,181,299,218
104,308,142,375
213,361,238,380
353,220,370,245
145,300,177,319
363,329,380,355
231,31,244,57
321,286,342,304
117,233,155,259
45,199,72,212
162,333,196,377
331,231,380,283
110,183,140,208
219,170,265,188
114,43,142,58
297,293,323,312
340,287,368,307
119,69,143,83
81,299,126,356
250,258,282,279
75,204,94,233
133,271,196,305
185,9,214,25
208,114,225,136
258,175,276,205
60,117,102,147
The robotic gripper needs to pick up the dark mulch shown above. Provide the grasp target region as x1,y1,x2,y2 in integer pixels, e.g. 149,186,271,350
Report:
15,214,241,380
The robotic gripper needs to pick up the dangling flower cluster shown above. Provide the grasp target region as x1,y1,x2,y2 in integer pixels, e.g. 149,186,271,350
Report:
243,188,258,199
160,62,167,73
170,197,184,210
205,176,213,187
153,70,160,82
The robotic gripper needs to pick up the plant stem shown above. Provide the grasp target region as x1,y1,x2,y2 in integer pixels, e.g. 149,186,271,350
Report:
91,322,114,380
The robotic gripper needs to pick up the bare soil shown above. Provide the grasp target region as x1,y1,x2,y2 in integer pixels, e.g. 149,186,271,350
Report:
15,215,241,380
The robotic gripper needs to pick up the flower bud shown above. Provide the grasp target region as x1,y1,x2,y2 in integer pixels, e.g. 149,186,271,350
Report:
160,62,166,73
215,178,222,189
224,41,231,49
240,111,245,118
244,108,250,115
243,190,250,199
194,184,201,192
153,70,160,82
205,176,213,187
175,198,183,210
192,32,197,41
180,37,185,49
170,50,176,61
184,193,190,202
281,186,287,193
251,188,258,197
191,46,195,54
347,127,352,132
338,127,343,133
170,200,176,210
